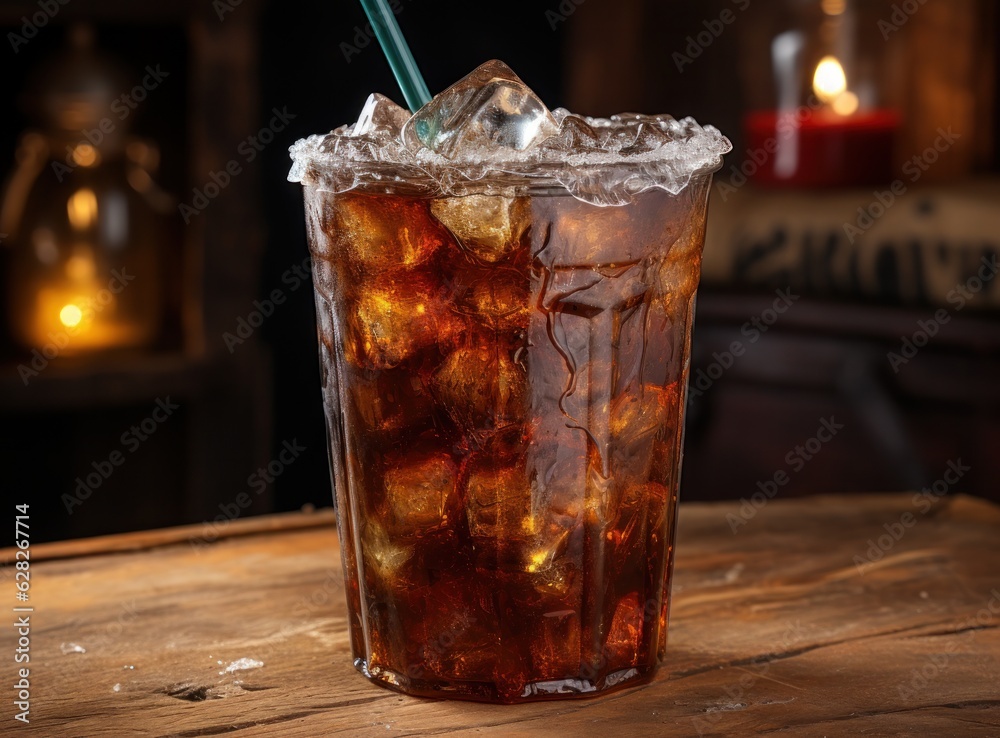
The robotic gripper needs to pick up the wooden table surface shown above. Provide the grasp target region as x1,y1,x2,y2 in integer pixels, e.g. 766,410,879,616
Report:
4,493,1000,737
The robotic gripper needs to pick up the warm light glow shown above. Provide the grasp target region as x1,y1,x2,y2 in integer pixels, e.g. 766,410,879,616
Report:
813,56,848,103
67,188,98,231
66,253,96,281
832,90,860,116
813,55,859,116
59,303,83,328
31,288,139,353
71,143,100,168
526,552,548,573
821,0,846,15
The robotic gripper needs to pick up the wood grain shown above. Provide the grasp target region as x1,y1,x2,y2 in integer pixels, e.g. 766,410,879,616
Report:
5,494,1000,737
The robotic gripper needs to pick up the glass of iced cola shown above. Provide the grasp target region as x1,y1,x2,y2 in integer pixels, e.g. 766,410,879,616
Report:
289,61,730,703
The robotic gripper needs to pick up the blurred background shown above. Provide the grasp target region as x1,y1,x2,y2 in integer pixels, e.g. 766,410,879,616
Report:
1,0,996,542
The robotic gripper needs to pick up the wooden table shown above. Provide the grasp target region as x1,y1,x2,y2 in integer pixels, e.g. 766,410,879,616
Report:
6,493,1000,737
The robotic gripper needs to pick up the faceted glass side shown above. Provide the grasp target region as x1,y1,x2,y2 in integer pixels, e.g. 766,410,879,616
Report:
305,181,710,703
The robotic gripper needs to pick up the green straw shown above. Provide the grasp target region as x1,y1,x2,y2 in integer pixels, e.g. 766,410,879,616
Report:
359,0,432,111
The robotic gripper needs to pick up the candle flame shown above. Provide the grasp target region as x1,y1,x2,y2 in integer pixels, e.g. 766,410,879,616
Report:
59,303,83,328
813,56,847,103
813,55,859,116
67,188,98,231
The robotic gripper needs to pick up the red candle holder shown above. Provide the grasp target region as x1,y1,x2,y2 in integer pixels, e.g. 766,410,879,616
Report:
739,0,904,188
744,107,900,188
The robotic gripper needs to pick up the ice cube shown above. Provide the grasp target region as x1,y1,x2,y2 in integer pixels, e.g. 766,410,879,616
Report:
402,572,498,682
361,520,411,581
604,592,643,668
465,464,532,540
463,427,530,540
549,113,676,156
523,530,576,596
349,368,434,433
350,93,410,139
430,195,530,263
454,267,531,332
608,482,670,547
643,481,673,539
403,60,559,158
609,384,679,494
527,415,589,525
531,609,581,680
382,451,458,532
610,384,675,450
432,343,527,429
346,273,456,369
551,113,604,151
657,243,703,314
328,193,451,271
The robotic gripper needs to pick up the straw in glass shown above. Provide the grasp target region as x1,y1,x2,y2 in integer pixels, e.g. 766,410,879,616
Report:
358,0,432,111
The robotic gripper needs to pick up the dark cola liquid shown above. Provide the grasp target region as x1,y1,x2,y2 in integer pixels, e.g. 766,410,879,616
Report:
306,184,708,703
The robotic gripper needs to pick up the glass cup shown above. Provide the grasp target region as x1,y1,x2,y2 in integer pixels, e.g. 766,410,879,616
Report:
301,172,715,703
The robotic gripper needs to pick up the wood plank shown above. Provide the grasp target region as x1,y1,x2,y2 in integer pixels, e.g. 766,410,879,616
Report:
0,508,335,566
7,494,1000,736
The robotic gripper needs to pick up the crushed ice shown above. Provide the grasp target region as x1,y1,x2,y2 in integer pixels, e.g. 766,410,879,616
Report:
60,642,87,655
289,60,730,206
222,658,264,675
705,702,748,713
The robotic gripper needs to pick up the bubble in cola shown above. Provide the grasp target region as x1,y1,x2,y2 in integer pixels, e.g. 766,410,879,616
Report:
290,60,730,703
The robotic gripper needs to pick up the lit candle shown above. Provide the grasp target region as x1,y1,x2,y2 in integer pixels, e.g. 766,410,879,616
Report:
24,191,140,354
743,53,900,188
